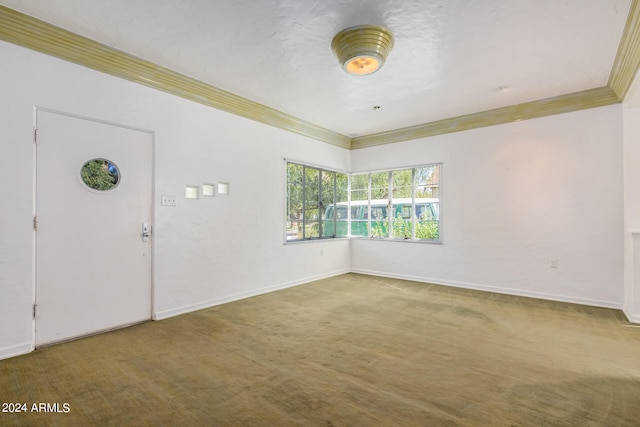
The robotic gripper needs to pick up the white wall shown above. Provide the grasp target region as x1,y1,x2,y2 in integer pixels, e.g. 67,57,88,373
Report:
623,73,640,322
0,41,350,359
0,38,631,360
350,106,624,308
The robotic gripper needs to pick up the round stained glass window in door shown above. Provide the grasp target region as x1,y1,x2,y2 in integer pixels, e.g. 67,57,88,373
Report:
80,159,120,191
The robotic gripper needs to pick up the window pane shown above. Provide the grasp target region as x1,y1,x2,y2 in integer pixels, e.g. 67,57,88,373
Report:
335,172,348,237
370,172,389,200
349,202,368,237
286,163,303,241
370,172,389,238
320,170,335,237
304,167,320,238
336,173,348,202
350,174,368,201
304,208,320,238
81,159,120,191
370,208,389,238
392,169,412,198
349,174,369,236
415,212,439,240
304,168,319,208
415,165,440,198
320,171,334,212
350,189,368,203
391,201,413,239
415,165,440,240
390,169,412,238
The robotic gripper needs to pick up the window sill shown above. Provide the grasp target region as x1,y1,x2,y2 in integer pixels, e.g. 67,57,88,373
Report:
284,237,351,245
284,236,441,245
351,236,442,244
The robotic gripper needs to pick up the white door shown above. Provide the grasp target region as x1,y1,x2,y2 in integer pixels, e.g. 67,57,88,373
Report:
35,110,152,346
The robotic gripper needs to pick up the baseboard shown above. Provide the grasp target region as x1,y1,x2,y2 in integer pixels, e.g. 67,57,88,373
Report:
0,342,33,361
153,269,350,320
350,268,623,310
623,306,640,324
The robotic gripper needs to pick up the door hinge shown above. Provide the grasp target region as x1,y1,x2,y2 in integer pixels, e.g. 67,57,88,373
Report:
34,128,39,144
33,304,37,320
33,216,39,231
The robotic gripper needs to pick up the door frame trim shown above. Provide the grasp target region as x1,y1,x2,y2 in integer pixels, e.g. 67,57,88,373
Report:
32,107,156,348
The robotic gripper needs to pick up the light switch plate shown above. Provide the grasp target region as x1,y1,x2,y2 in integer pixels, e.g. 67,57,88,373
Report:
161,195,177,206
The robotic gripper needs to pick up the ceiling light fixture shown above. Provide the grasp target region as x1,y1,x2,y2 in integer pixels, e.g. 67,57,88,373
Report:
331,25,394,76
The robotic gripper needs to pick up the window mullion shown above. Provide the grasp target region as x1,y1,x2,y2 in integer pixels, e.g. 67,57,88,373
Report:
388,171,393,239
367,174,372,237
317,169,322,239
332,172,337,238
411,168,416,240
347,174,352,236
301,166,306,239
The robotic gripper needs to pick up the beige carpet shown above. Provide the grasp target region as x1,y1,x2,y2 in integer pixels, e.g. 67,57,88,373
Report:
1,273,639,426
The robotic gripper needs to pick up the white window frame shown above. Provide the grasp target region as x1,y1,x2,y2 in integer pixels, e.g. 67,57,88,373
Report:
349,164,441,243
285,160,349,243
285,161,441,244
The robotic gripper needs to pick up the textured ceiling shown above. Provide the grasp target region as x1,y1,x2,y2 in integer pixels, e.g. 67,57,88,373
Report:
0,0,632,137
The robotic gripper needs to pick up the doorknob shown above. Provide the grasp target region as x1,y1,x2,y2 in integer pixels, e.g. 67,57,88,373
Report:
142,222,150,242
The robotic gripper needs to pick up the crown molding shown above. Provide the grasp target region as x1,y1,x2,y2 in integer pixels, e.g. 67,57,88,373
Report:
609,0,640,101
0,6,351,149
0,5,634,151
351,87,620,149
353,0,635,149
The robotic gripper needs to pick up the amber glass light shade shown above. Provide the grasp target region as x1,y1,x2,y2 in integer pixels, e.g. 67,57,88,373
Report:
331,25,394,76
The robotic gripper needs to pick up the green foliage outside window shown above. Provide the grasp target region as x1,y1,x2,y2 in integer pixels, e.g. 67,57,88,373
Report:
81,159,119,191
286,162,347,240
415,220,439,239
392,213,412,239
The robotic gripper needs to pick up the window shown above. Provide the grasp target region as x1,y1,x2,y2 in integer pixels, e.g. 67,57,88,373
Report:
351,164,440,241
286,161,440,242
80,159,120,191
286,162,347,241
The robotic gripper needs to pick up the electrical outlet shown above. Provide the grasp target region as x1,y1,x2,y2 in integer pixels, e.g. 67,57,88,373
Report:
161,195,177,206
550,259,558,268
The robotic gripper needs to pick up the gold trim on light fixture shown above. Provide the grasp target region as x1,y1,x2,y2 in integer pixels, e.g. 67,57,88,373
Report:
331,25,394,75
